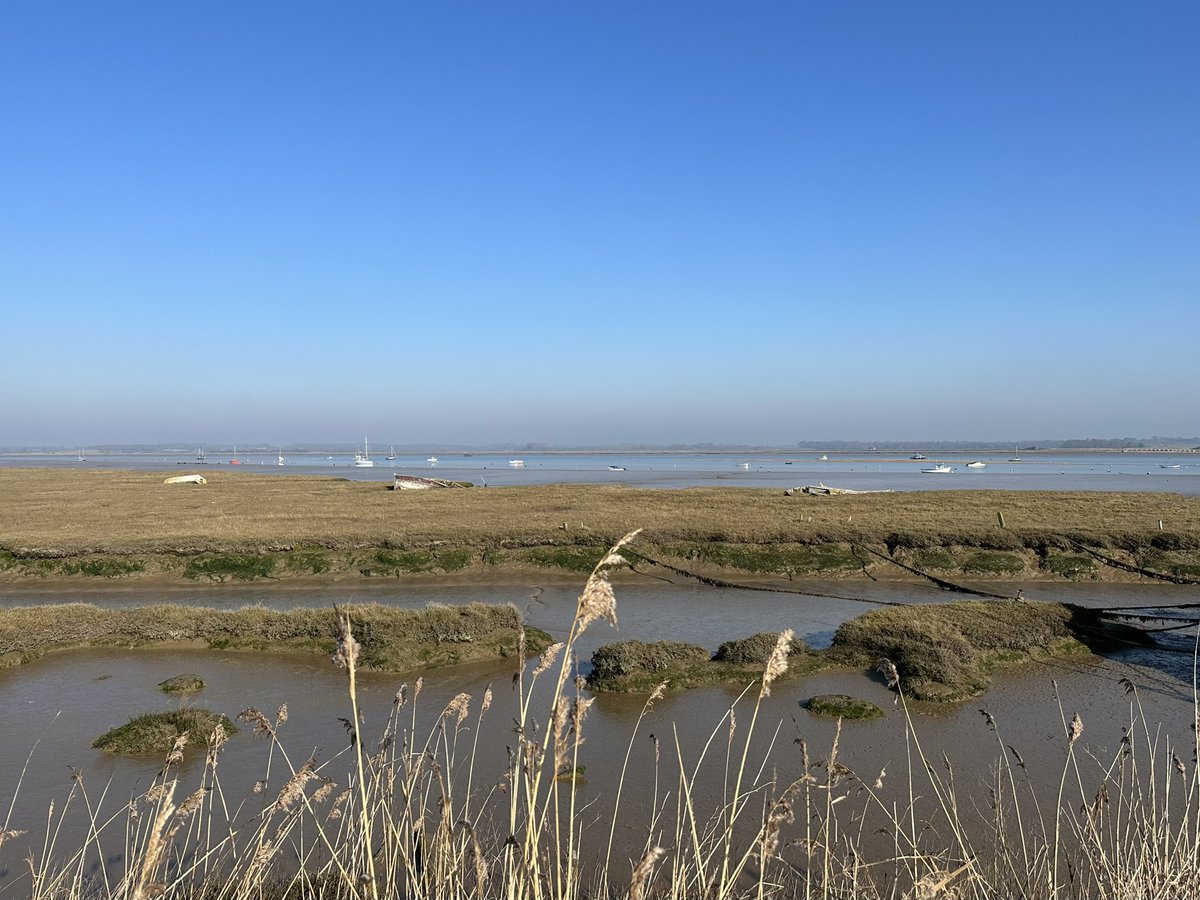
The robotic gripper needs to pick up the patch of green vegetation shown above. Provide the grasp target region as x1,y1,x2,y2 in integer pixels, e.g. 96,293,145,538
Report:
60,557,146,577
677,542,860,575
159,674,205,693
911,549,956,570
961,552,1025,576
1140,551,1200,579
804,695,884,720
1042,553,1097,580
0,551,17,572
436,548,473,572
184,554,277,582
714,632,809,665
284,551,332,575
827,601,1134,702
587,640,712,692
93,709,235,755
482,549,507,565
521,546,606,573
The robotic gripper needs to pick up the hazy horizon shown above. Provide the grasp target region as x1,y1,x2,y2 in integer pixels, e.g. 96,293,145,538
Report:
3,3,1197,445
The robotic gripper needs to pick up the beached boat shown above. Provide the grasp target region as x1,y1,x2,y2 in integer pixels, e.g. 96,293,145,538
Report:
921,464,956,474
789,483,895,496
392,474,468,491
353,438,375,467
965,461,987,468
1160,464,1182,469
508,459,525,468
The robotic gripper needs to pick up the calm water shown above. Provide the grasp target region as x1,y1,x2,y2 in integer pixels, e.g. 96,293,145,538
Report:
2,578,1198,886
3,449,1199,493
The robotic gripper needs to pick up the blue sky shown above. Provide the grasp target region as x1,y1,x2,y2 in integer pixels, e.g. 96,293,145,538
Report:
2,2,1197,446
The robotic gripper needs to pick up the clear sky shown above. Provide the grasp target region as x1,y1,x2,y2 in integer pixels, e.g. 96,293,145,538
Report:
2,2,1197,447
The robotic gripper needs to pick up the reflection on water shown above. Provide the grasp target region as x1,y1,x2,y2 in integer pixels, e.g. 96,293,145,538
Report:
1,578,1198,883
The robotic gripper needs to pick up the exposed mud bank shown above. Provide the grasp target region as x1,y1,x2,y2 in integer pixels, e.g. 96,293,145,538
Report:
2,540,1197,586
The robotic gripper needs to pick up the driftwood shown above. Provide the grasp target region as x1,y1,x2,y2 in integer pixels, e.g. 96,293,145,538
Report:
163,474,207,485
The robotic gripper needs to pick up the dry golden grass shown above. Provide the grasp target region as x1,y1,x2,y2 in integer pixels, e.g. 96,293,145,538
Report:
1,468,1197,556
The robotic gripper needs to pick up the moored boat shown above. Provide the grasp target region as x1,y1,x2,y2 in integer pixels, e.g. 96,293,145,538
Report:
921,464,955,474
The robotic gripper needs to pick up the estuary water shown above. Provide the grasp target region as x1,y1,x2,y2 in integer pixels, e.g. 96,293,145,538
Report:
2,577,1198,887
3,449,1200,493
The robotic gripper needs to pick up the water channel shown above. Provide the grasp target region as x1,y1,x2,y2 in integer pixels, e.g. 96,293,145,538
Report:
2,576,1198,890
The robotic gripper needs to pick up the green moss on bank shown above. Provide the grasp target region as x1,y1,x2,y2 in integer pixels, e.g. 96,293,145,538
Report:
804,695,885,720
94,709,236,755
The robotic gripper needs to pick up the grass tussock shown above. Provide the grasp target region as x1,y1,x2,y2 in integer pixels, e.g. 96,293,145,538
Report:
803,694,885,719
92,709,236,755
8,529,1200,900
0,603,548,672
588,632,821,692
158,674,204,694
828,601,1136,701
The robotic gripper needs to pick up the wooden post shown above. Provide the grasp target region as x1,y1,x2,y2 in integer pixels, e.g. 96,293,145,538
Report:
997,511,1006,529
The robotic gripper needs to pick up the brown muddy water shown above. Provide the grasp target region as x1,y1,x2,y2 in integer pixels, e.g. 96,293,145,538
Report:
2,578,1198,888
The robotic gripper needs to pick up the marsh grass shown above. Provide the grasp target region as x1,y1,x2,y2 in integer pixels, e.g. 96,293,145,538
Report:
0,603,545,672
5,536,1200,900
2,470,1197,561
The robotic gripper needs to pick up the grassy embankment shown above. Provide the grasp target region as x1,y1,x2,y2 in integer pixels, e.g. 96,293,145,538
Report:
0,602,550,671
1,469,1198,583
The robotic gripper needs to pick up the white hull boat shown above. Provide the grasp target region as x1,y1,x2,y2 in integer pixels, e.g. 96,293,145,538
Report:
921,464,956,474
965,461,987,468
354,437,375,467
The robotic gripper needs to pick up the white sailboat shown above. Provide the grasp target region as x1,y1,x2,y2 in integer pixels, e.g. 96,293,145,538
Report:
353,437,375,467
77,448,87,461
386,446,397,460
1008,444,1022,462
276,449,285,466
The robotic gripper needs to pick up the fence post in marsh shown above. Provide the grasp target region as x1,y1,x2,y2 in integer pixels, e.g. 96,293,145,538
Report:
997,511,1006,529
1159,519,1164,531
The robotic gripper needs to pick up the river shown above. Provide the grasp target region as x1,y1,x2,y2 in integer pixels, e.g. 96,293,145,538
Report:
3,449,1199,493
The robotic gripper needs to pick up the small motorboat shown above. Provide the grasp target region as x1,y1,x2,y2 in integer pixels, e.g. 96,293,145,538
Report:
508,459,525,468
738,462,751,469
607,465,626,471
1160,464,1182,469
818,454,829,461
910,453,927,460
427,456,439,464
965,461,987,468
921,464,956,474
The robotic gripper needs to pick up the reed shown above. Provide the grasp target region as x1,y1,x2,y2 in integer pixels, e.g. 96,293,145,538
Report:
4,534,1200,899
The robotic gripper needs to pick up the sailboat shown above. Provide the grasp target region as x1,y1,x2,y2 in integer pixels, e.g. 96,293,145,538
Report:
77,448,87,461
196,447,207,464
386,446,397,460
1008,445,1022,462
229,445,241,465
276,449,285,466
353,437,375,467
